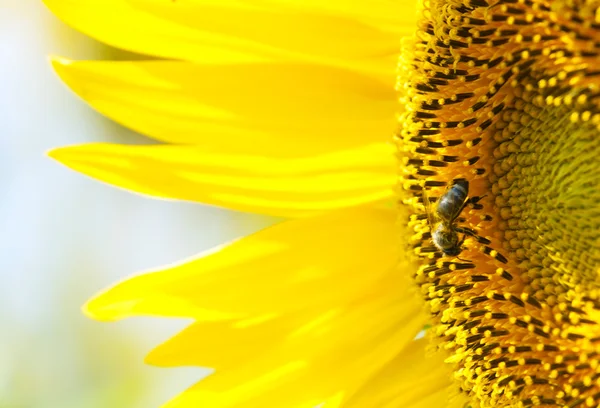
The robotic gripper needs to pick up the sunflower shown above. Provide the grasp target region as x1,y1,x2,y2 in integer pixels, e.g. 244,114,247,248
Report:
45,0,600,407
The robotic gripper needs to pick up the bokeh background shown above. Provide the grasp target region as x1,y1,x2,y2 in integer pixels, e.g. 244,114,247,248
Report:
1,1,270,406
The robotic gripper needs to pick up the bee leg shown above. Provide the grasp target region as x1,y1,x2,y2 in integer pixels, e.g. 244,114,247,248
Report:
455,235,472,263
469,194,487,205
458,194,487,214
460,194,487,212
455,226,476,237
455,226,492,245
457,233,466,248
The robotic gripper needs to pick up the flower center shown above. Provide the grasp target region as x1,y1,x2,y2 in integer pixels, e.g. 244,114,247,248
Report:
494,97,600,298
397,0,600,406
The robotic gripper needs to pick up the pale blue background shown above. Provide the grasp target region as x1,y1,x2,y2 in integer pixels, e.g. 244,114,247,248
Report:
0,1,270,406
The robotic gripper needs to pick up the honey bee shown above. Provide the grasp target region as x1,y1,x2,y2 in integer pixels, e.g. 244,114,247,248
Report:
423,180,469,257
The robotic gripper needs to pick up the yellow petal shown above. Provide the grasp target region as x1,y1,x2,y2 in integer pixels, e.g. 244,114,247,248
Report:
147,285,425,407
83,207,402,321
147,293,425,371
51,58,397,154
49,143,396,217
246,0,418,35
43,0,406,77
342,339,472,408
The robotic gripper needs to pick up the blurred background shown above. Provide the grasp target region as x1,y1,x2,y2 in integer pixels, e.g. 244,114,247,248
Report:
0,1,269,407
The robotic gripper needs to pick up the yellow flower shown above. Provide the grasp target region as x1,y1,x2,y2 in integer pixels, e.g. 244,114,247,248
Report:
44,0,600,407
398,0,600,406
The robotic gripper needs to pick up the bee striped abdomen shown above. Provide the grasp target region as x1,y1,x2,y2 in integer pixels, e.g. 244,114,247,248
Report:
437,180,469,223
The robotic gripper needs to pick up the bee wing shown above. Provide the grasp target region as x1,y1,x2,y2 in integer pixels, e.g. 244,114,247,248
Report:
450,181,470,222
436,181,470,224
421,187,437,233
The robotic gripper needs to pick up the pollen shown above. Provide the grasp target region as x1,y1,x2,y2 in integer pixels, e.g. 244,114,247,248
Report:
397,0,600,406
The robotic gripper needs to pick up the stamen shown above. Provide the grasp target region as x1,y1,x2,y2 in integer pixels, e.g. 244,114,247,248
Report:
398,0,600,405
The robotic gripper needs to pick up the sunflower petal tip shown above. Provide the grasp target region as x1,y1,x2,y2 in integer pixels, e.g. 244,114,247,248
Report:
143,349,164,366
48,54,71,67
47,144,96,164
142,353,156,365
46,147,62,160
82,296,126,322
46,146,74,166
48,55,77,82
81,298,110,321
48,56,87,96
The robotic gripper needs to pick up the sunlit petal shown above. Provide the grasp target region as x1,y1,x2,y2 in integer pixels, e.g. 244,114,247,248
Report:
83,207,403,321
43,0,413,78
49,143,396,217
343,339,472,408
51,58,397,154
148,287,426,407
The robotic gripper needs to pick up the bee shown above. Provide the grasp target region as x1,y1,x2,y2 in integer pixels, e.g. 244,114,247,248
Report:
423,180,469,257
